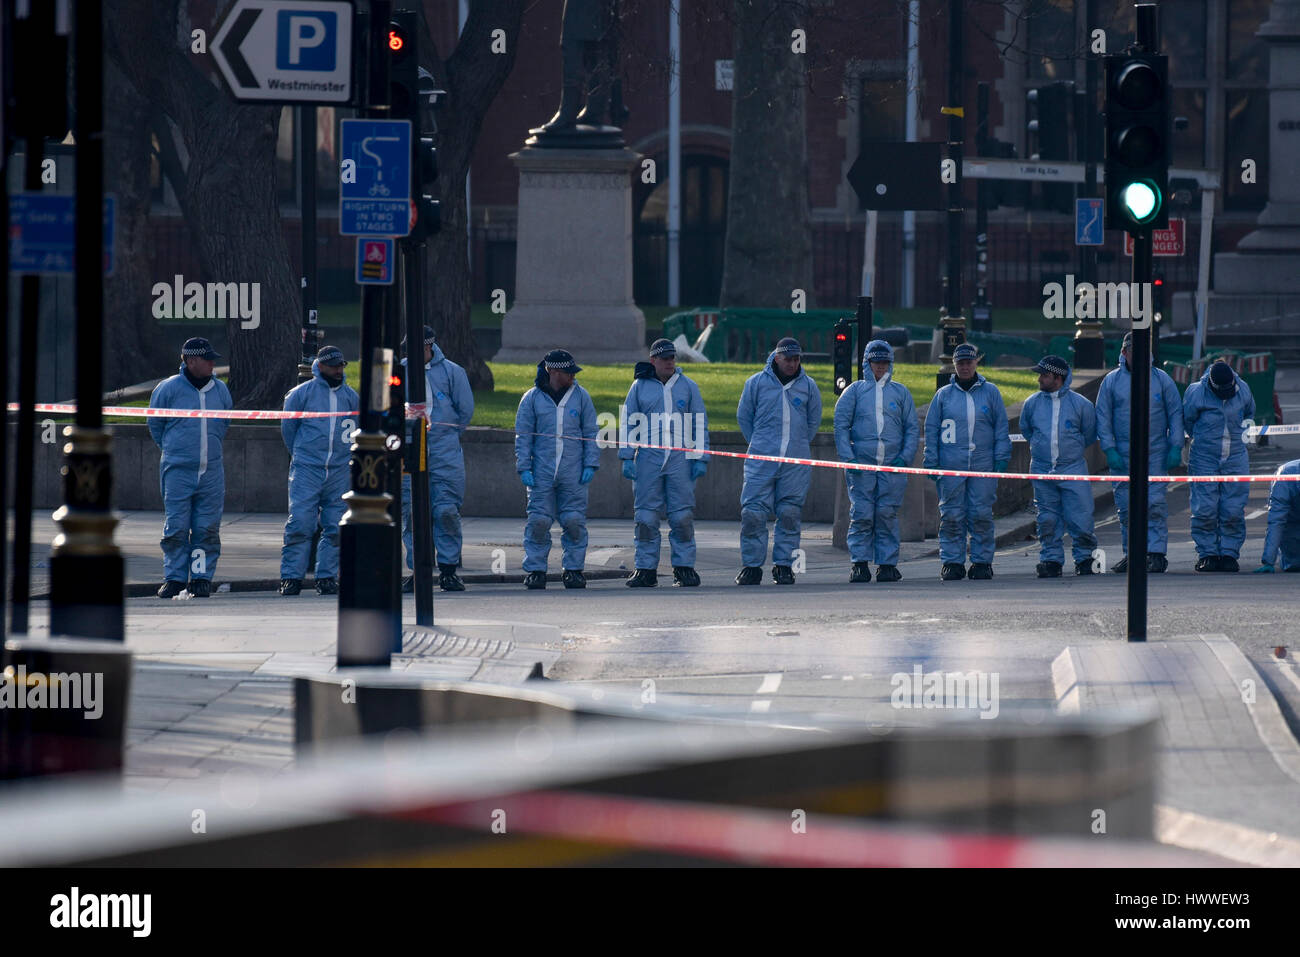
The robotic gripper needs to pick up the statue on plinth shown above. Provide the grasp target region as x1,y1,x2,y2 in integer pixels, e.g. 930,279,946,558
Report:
528,0,628,148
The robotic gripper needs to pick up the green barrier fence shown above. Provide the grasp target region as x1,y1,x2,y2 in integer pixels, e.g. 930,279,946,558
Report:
663,308,883,363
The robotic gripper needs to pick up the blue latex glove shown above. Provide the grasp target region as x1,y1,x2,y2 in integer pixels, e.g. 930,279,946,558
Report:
1253,563,1275,574
690,460,707,480
891,457,907,468
929,473,941,485
621,460,637,481
1165,445,1183,471
520,470,535,488
579,466,596,485
1105,449,1124,472
995,459,1009,473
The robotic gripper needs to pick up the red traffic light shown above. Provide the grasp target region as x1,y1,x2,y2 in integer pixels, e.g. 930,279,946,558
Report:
388,28,405,52
835,332,848,342
388,375,402,386
1153,277,1164,286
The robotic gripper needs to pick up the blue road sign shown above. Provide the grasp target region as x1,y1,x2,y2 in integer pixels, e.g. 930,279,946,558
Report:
340,118,411,237
1076,198,1103,246
9,194,117,276
356,237,395,285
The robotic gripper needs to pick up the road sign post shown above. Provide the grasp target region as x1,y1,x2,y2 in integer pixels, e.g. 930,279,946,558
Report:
211,0,354,104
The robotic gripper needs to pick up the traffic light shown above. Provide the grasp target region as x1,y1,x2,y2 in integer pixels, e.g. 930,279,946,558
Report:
385,363,406,446
832,319,853,396
1026,82,1073,213
1104,52,1170,231
11,3,69,138
388,10,440,241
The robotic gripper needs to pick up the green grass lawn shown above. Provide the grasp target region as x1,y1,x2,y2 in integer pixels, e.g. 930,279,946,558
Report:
464,362,1039,432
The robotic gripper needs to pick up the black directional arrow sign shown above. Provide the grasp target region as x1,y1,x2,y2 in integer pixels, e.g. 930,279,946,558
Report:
847,142,946,211
210,0,354,104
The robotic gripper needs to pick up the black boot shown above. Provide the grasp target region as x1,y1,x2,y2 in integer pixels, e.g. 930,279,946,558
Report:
401,575,413,594
772,565,795,585
279,578,302,596
672,566,700,587
1146,552,1168,574
157,580,186,599
1113,556,1129,573
850,561,872,583
875,564,902,582
439,564,466,591
941,563,966,581
1219,556,1239,573
524,571,547,590
1074,559,1096,576
1195,555,1220,573
188,579,211,597
735,566,763,586
625,568,658,587
315,577,338,596
968,563,994,580
562,569,586,589
1036,561,1063,578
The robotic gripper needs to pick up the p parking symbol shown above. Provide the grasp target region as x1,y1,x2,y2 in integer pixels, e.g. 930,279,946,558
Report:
278,11,336,71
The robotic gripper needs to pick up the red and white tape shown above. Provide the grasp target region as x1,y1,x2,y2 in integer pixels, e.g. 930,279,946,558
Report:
14,403,1299,483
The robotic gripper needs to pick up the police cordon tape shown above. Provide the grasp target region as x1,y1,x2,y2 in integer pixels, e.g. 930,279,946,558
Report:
13,402,1300,484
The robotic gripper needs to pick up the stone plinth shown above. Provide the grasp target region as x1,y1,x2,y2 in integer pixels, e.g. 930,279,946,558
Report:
496,147,645,365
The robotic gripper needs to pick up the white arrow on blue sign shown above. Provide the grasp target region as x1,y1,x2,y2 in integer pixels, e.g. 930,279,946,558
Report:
1075,198,1104,246
340,118,412,237
211,0,353,104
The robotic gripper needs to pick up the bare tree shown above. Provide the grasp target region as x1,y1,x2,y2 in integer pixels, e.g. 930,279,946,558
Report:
105,0,300,409
417,0,526,391
719,0,813,308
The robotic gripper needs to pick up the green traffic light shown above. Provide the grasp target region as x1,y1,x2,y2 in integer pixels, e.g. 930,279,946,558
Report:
1120,180,1160,224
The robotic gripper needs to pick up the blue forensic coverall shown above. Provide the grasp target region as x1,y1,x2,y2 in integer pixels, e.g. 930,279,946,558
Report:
148,365,233,583
515,370,600,572
400,346,474,569
1261,460,1300,572
737,353,823,567
832,342,919,565
924,373,1011,564
619,364,710,569
279,360,360,580
1183,367,1255,560
1095,354,1184,554
1019,370,1099,565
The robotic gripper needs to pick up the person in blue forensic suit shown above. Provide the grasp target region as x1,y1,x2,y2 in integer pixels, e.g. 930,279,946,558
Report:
1183,360,1255,572
620,338,710,588
400,325,474,592
833,339,919,583
1095,331,1184,574
924,343,1011,581
514,350,600,589
1254,459,1300,574
148,337,233,598
736,337,823,585
1019,354,1099,578
278,346,360,596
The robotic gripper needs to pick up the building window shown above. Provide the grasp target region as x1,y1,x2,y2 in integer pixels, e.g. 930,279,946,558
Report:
1171,88,1206,169
1227,0,1269,81
276,107,296,205
858,76,907,147
1223,89,1268,211
634,155,729,306
276,106,346,207
1025,0,1076,80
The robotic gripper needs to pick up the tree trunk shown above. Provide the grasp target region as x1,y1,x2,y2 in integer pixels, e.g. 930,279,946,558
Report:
102,54,172,389
418,0,525,391
719,0,813,309
105,0,299,409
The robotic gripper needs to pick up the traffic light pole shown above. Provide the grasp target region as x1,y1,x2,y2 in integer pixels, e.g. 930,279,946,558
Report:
856,296,872,383
1073,0,1104,369
49,0,125,642
1127,231,1153,642
402,242,435,626
938,0,966,390
338,0,399,668
298,105,319,382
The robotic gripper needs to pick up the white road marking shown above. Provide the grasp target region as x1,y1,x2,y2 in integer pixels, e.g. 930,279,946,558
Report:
1246,509,1267,521
634,625,750,632
1275,660,1300,695
749,700,772,713
585,548,623,566
841,675,854,681
756,673,782,695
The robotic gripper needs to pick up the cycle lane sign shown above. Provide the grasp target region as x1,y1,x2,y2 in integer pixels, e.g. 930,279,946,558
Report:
340,118,411,237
